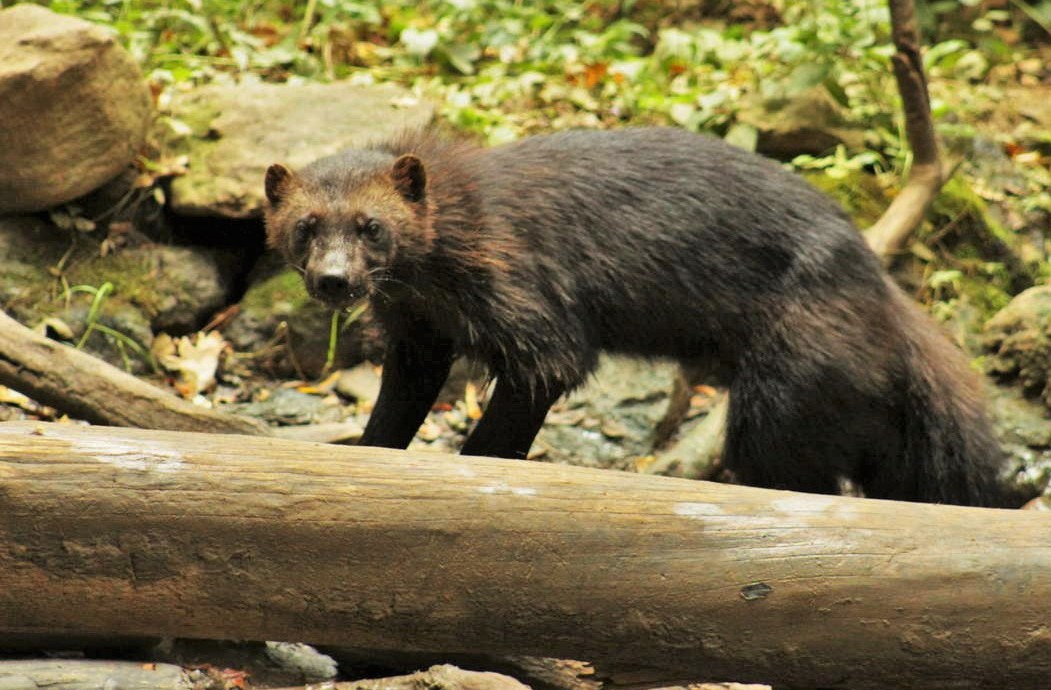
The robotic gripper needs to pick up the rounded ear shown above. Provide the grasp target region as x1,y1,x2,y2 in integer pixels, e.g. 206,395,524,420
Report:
265,164,295,205
391,154,427,204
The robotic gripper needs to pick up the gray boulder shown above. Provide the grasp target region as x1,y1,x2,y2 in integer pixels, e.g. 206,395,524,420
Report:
0,4,151,213
167,81,435,218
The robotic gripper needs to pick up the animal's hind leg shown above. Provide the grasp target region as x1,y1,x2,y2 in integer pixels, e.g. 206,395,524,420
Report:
722,366,848,496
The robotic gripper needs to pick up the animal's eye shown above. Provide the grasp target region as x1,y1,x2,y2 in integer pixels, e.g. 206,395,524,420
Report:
294,216,317,237
361,219,385,242
292,216,317,250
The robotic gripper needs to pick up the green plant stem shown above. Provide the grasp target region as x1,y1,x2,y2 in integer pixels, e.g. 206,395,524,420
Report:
75,282,114,350
299,0,318,43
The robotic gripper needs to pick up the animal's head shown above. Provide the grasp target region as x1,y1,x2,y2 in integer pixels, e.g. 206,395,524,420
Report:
263,150,433,309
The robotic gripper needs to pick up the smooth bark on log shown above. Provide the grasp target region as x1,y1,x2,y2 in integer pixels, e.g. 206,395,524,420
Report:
1,422,1049,690
0,310,268,436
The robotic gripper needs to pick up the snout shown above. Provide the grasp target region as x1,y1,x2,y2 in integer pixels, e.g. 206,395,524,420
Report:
305,241,369,308
307,270,366,308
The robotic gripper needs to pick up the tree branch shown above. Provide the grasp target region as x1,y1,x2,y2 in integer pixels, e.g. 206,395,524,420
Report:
0,310,269,435
864,0,946,259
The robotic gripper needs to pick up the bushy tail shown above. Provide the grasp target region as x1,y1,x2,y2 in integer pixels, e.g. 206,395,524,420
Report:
888,287,1007,507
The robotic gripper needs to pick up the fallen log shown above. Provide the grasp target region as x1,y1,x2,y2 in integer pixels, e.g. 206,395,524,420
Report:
1,421,1048,690
0,310,268,435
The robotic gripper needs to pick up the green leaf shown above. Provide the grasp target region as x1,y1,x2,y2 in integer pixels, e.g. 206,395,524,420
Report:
443,43,481,75
723,122,758,152
787,62,830,94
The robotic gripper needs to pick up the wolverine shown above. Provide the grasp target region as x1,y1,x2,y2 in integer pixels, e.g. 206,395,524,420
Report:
265,127,1004,506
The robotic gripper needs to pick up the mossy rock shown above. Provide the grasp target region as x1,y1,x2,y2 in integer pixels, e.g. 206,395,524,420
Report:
986,382,1051,503
167,81,434,219
225,255,379,378
983,285,1051,409
0,216,69,309
68,245,237,334
0,215,237,372
737,87,866,160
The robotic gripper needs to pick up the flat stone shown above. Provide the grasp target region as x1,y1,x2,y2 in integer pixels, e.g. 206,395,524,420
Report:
336,362,382,404
168,81,434,218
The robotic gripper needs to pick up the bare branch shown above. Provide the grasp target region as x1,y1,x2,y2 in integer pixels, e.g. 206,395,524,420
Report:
864,0,946,259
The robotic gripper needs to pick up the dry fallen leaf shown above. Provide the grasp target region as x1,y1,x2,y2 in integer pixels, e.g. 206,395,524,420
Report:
153,331,229,399
297,369,341,395
417,419,444,442
464,382,483,420
633,455,657,472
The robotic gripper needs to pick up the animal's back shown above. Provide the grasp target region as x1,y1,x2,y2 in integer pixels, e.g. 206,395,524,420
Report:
472,128,888,363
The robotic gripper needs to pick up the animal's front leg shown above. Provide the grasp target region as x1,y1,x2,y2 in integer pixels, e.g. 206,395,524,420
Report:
359,337,455,449
460,378,563,459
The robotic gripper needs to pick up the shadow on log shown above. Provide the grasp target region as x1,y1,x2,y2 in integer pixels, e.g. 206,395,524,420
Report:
0,422,1048,689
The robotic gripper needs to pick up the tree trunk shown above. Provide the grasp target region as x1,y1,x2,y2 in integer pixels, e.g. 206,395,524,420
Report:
1,422,1048,690
0,310,268,436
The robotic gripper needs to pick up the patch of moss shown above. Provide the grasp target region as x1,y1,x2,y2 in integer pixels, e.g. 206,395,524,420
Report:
172,95,223,141
241,268,311,315
0,218,75,312
929,174,1040,310
959,273,1013,316
803,170,890,228
931,175,1015,247
66,251,175,319
163,96,230,209
1,263,54,311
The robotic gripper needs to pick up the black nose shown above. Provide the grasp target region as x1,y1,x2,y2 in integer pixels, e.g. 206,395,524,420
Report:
315,273,351,302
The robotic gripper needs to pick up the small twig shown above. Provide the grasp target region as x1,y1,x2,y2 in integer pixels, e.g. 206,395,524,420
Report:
279,320,308,382
1009,0,1051,38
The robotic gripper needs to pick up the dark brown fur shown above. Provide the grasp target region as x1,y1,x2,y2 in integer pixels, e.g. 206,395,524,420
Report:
265,127,1005,506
